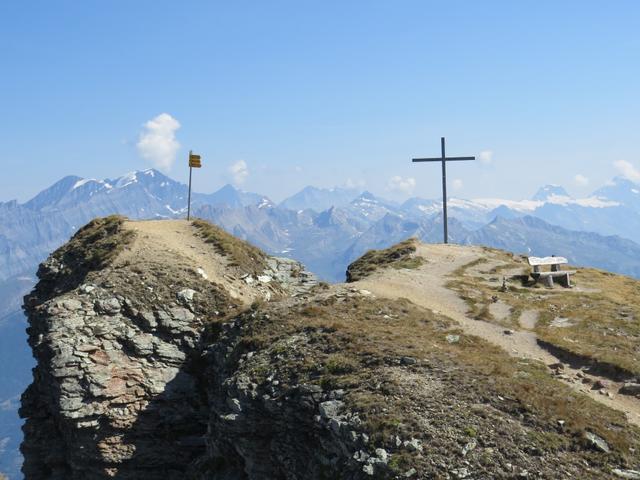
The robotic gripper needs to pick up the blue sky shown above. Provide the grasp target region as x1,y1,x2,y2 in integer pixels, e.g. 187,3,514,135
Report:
1,1,639,203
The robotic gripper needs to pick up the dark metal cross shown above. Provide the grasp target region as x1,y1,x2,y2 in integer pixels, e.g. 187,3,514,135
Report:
412,137,475,244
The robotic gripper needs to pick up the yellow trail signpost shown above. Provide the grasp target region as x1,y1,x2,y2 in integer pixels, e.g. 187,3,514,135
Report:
189,153,201,168
187,150,202,220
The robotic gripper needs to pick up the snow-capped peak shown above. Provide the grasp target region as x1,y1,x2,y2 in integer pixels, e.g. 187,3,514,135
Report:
115,171,139,188
72,178,97,190
532,185,570,202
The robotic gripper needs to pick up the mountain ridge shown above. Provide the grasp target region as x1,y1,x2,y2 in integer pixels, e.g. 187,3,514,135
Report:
18,217,640,479
3,170,640,476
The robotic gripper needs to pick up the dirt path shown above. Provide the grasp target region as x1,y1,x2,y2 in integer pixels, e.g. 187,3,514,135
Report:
119,219,259,306
519,310,539,330
356,243,640,427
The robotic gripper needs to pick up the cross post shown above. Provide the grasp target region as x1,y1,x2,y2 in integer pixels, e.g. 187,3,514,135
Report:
412,137,475,244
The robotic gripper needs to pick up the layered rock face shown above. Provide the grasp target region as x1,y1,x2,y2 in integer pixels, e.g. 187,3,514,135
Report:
20,221,228,478
22,277,212,479
19,218,321,479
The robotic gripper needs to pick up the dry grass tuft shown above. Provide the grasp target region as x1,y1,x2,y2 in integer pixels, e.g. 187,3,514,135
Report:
213,292,640,462
448,251,640,377
30,215,136,301
346,238,424,282
66,215,136,271
191,218,268,275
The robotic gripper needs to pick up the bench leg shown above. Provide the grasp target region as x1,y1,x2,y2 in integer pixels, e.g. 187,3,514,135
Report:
563,273,572,288
544,275,554,288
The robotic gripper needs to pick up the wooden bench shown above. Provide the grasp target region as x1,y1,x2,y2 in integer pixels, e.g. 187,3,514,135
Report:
527,256,575,288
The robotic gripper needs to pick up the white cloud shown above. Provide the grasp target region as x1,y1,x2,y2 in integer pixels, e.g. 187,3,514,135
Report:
387,176,416,195
573,174,589,187
479,150,493,165
0,398,16,411
614,160,640,183
228,160,249,185
345,178,366,189
452,178,464,190
0,436,8,455
136,113,181,171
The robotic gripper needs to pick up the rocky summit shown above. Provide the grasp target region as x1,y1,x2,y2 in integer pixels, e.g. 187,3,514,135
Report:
20,217,640,479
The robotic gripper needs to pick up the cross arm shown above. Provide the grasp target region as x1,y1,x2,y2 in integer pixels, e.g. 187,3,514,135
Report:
412,156,475,162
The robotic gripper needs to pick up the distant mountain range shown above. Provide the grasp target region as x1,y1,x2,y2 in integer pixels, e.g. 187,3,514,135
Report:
3,169,640,279
2,168,640,477
3,169,640,286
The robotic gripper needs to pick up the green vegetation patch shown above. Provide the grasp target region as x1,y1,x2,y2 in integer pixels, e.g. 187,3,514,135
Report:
192,219,268,275
346,238,425,282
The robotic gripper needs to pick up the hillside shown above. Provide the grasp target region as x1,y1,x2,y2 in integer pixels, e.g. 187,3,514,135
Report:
3,165,640,451
19,217,640,479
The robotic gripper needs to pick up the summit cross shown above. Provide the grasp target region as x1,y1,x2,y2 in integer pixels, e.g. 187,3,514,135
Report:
412,137,475,244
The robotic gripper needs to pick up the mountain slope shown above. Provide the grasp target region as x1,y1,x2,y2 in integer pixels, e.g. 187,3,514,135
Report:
593,177,640,211
6,172,640,478
532,184,571,201
200,183,273,209
19,218,640,479
464,215,640,278
279,185,361,211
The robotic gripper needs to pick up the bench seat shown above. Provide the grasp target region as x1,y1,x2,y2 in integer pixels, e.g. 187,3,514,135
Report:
531,270,576,288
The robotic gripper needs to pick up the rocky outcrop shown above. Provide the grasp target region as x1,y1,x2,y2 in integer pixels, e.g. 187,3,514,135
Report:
20,218,320,479
21,249,229,479
197,310,371,479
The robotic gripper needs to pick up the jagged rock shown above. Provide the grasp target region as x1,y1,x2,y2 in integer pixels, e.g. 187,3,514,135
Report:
128,334,155,356
403,438,423,452
94,297,121,315
619,383,640,396
451,467,471,479
154,342,187,363
613,469,640,479
461,439,477,456
138,310,158,329
593,379,610,390
374,448,388,464
177,288,196,304
319,400,345,420
61,299,83,311
227,397,242,414
400,356,417,365
79,284,96,294
583,431,610,453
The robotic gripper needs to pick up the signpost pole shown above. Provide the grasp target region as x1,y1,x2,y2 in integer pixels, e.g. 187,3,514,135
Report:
187,150,193,221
